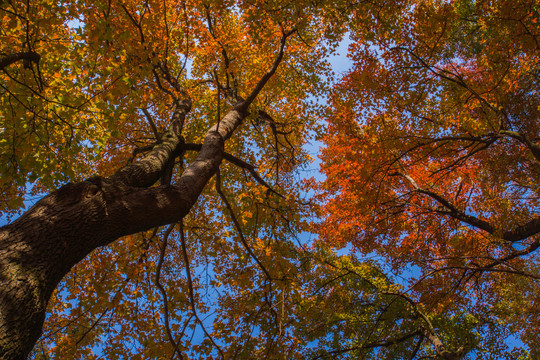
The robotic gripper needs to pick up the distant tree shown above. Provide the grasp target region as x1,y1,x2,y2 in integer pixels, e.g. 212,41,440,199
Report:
319,0,540,356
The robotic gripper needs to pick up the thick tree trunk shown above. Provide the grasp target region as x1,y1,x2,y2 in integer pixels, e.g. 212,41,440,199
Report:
0,31,289,358
0,105,233,359
0,99,183,358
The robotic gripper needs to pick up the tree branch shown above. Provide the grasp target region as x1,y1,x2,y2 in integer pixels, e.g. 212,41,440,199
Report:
238,29,296,113
183,143,283,197
499,130,540,163
397,172,497,234
215,170,272,281
394,171,540,243
141,108,161,141
0,51,40,70
179,221,224,358
154,224,184,359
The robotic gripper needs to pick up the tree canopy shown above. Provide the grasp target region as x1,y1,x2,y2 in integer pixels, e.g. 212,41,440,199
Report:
0,0,538,359
319,0,540,357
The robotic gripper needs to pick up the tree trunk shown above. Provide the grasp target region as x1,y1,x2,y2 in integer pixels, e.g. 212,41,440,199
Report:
0,31,290,357
0,104,231,359
0,99,182,357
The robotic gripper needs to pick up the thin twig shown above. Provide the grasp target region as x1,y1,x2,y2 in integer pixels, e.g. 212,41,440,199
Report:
215,170,272,280
179,221,225,358
155,224,184,359
75,308,109,346
141,108,161,141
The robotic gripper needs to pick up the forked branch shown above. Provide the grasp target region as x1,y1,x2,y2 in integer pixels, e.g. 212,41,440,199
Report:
396,172,540,243
183,143,283,197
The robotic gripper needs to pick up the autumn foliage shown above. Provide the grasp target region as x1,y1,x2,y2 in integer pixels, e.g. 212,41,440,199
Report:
319,0,540,356
1,0,539,359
